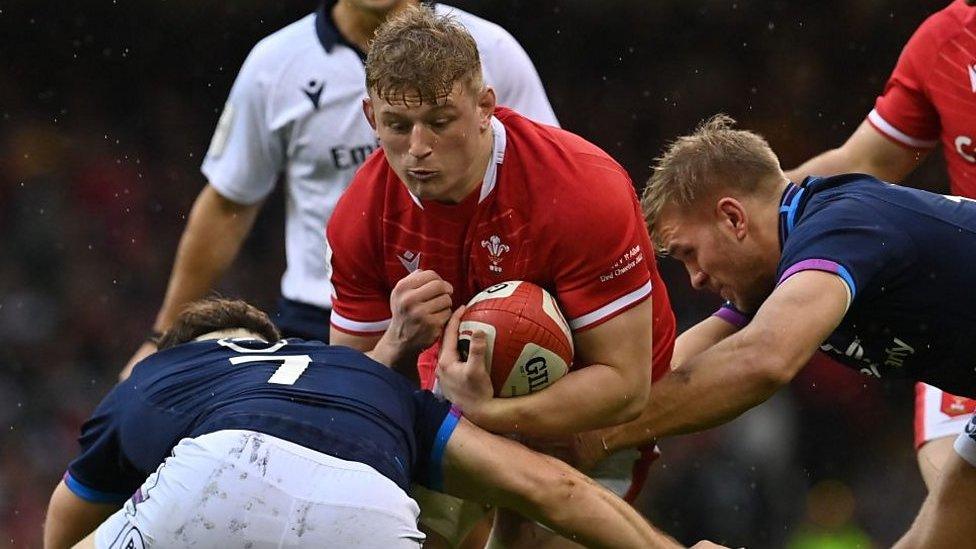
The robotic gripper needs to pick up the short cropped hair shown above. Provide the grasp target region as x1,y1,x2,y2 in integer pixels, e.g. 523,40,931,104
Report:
365,5,483,105
157,298,281,350
641,114,783,234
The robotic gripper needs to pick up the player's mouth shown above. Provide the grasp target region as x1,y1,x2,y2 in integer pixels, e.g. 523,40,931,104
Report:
407,169,439,182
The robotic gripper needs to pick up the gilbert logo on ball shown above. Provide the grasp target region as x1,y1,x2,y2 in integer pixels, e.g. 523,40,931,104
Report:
460,281,573,397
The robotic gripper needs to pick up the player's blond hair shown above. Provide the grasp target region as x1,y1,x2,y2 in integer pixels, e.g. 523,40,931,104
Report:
641,114,783,248
365,5,483,105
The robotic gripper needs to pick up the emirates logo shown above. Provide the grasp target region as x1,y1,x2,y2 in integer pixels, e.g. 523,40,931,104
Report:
481,235,510,273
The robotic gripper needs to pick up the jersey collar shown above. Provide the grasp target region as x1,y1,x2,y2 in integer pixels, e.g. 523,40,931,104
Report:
778,180,806,248
315,0,367,61
406,115,507,209
315,1,437,62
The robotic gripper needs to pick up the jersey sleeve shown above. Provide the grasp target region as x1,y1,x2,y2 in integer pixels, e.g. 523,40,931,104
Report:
552,162,653,332
479,26,559,127
65,386,144,504
326,169,394,335
868,14,941,149
200,42,286,205
410,391,460,491
777,195,917,307
712,301,752,330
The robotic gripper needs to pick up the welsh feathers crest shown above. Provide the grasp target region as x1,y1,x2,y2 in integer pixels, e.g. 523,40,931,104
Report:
481,235,510,273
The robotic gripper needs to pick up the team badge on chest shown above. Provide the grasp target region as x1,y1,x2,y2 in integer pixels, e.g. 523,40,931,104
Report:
481,235,510,273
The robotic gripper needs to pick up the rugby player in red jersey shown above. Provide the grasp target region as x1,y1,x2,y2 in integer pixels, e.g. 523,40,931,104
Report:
325,5,676,546
786,0,976,489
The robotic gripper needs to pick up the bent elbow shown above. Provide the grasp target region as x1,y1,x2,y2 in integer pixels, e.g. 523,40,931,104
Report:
750,352,795,389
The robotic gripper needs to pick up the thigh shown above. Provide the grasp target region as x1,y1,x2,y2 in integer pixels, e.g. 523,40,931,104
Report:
914,382,975,488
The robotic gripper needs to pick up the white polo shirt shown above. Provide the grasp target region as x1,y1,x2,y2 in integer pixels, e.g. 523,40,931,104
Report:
201,1,558,309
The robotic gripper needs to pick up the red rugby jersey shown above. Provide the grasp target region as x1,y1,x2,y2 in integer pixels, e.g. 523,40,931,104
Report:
328,107,675,388
869,0,976,195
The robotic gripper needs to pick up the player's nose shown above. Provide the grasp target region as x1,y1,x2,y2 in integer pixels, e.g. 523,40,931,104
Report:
408,125,433,159
690,270,709,290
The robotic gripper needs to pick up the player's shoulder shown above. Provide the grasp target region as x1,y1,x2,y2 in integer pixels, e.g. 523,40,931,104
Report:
335,149,394,211
329,149,405,244
903,1,973,60
496,109,639,235
802,174,883,208
497,107,632,192
243,13,320,70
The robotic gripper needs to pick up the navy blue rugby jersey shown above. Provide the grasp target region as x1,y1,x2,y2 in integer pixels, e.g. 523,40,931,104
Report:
775,174,976,396
64,338,460,504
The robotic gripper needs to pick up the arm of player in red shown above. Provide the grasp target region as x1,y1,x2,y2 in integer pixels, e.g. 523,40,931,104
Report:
437,296,654,437
593,270,848,451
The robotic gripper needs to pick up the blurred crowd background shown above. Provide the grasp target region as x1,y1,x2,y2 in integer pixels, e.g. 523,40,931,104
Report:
1,0,953,546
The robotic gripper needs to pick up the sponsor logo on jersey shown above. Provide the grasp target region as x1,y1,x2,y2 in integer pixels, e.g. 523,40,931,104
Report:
481,235,510,273
968,63,976,94
331,141,379,170
940,393,976,417
883,337,915,368
397,250,421,273
302,79,325,110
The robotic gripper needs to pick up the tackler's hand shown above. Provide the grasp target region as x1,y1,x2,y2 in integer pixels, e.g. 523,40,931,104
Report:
436,306,496,422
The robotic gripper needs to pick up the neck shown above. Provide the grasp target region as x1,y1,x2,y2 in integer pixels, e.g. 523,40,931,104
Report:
332,0,413,51
764,176,792,254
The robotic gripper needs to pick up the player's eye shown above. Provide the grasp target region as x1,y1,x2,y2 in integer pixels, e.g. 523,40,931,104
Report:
430,117,453,130
386,120,410,134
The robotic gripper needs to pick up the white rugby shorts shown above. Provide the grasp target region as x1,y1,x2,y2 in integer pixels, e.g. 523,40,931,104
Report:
954,414,976,468
94,429,424,548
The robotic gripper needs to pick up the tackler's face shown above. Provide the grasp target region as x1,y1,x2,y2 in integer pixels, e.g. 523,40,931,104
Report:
655,201,774,312
365,81,495,204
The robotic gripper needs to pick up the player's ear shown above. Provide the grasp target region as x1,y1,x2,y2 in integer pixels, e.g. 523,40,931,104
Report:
363,97,377,131
477,86,496,130
716,197,748,240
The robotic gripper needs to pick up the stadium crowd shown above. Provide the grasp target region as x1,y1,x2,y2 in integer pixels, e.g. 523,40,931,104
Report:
1,0,955,546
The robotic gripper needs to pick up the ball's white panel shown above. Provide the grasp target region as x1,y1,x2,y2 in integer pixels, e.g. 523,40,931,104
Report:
466,281,524,305
540,289,573,352
458,320,496,373
499,343,570,397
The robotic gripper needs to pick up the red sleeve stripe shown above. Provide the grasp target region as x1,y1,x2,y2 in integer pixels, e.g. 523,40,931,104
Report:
330,311,391,334
568,281,652,331
867,109,938,149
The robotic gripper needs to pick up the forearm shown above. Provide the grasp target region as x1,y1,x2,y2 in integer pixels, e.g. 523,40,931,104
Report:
44,482,117,549
603,337,786,451
786,120,922,184
471,363,646,437
154,186,258,330
671,315,739,368
531,464,680,549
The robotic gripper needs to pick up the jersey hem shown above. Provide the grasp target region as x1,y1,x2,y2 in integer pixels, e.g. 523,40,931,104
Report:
63,471,130,504
330,311,391,335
